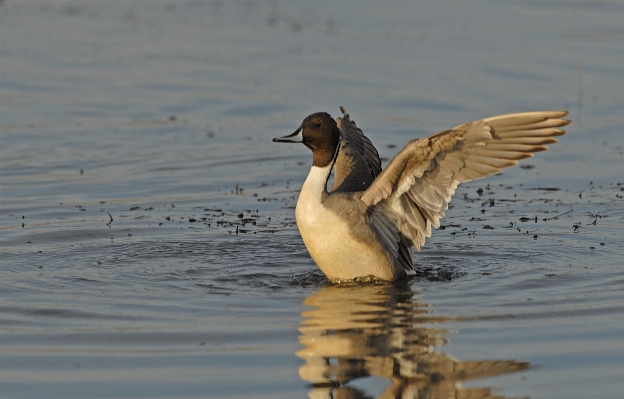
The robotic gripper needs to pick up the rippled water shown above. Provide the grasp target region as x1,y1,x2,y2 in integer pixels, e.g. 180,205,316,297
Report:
1,1,623,398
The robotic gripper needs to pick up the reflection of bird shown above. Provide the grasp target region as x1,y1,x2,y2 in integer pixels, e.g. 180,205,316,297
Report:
297,284,530,399
274,108,569,282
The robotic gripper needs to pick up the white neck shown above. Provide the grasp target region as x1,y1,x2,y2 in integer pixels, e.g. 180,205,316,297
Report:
296,164,332,214
301,164,331,199
297,144,338,215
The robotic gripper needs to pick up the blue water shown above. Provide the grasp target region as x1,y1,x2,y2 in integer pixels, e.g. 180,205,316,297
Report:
1,1,623,398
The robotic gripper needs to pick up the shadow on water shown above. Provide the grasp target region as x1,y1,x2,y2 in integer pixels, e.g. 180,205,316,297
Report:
297,283,529,399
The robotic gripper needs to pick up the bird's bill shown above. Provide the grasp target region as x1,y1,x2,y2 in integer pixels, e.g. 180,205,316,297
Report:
272,127,303,143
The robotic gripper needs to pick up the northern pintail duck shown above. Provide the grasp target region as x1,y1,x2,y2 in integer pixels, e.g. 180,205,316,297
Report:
274,107,569,282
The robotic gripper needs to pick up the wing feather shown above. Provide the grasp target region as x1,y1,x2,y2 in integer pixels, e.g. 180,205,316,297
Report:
496,128,566,139
368,209,399,253
401,196,427,235
468,155,518,169
474,149,535,160
330,107,382,193
495,137,560,145
485,143,551,152
361,111,569,249
366,205,415,275
409,180,444,212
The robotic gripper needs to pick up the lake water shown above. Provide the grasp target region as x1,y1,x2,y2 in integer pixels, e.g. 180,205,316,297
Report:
1,1,623,398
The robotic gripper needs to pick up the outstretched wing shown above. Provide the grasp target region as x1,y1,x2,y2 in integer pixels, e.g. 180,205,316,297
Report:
360,111,570,250
330,107,382,193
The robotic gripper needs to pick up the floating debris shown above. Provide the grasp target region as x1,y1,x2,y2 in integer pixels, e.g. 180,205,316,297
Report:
542,208,574,221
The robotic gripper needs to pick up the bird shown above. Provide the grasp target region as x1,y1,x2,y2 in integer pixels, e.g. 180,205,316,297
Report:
273,107,569,282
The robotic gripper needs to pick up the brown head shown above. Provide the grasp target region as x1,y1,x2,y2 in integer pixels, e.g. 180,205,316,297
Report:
273,112,341,167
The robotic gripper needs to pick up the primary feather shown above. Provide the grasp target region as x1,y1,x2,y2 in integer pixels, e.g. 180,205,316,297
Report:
360,111,570,252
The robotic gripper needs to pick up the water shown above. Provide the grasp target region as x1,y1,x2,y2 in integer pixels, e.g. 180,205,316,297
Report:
1,1,623,398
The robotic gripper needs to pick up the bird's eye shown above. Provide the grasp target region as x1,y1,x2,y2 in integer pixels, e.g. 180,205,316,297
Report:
314,122,321,128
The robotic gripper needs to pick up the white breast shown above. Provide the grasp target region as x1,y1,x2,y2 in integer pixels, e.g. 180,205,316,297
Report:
295,166,396,281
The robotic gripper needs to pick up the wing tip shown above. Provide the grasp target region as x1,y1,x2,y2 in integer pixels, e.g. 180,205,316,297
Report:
531,145,550,153
539,110,568,119
517,153,535,160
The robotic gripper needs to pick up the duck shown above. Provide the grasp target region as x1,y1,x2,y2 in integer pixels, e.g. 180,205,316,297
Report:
273,107,570,282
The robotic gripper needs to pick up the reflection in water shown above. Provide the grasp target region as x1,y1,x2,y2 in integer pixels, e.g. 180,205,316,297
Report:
297,283,529,399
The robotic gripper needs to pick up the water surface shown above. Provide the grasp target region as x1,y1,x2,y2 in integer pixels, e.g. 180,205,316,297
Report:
1,1,623,398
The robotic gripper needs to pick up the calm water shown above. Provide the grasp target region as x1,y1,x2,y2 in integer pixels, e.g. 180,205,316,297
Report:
1,1,624,398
